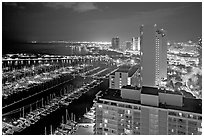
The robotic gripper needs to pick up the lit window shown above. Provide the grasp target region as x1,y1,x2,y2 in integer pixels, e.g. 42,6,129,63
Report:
136,127,138,130
99,123,102,127
198,127,202,132
128,77,131,85
127,110,131,114
104,119,108,123
104,124,107,128
98,105,102,108
124,128,131,135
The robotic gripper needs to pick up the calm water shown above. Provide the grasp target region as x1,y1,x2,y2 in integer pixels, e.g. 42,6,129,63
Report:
3,43,89,56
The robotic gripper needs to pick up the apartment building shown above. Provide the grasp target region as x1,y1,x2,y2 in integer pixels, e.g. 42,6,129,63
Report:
109,65,140,89
93,86,202,135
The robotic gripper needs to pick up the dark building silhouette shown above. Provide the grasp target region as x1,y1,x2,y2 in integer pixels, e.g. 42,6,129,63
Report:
112,37,120,49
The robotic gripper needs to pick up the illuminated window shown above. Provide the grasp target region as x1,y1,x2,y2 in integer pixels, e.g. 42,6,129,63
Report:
104,119,108,123
179,112,182,117
99,123,102,127
104,124,107,128
198,127,202,132
189,114,193,118
128,77,131,85
98,105,102,108
136,127,139,130
124,128,132,135
127,110,131,114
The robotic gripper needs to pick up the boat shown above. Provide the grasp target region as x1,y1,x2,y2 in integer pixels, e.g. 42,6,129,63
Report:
83,107,95,120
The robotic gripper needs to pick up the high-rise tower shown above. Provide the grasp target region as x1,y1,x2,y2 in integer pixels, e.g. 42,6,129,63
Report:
132,37,140,51
140,24,167,87
112,37,120,49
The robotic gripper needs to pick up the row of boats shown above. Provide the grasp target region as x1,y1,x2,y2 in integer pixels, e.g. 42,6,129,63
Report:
2,79,102,135
83,106,96,120
54,120,78,135
53,105,96,135
60,80,102,107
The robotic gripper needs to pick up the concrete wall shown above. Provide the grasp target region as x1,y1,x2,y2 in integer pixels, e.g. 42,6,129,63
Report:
121,88,141,101
141,94,159,107
158,110,168,135
121,72,128,87
159,93,183,107
141,107,149,134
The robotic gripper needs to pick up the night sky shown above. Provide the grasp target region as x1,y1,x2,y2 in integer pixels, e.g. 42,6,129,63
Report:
2,2,202,43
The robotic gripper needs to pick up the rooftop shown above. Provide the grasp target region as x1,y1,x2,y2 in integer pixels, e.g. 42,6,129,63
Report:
116,65,131,73
97,88,202,114
159,88,182,95
98,88,141,105
160,98,202,114
122,85,141,90
141,86,159,96
112,65,139,77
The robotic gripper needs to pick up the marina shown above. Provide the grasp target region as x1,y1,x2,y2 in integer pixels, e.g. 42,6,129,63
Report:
2,54,115,135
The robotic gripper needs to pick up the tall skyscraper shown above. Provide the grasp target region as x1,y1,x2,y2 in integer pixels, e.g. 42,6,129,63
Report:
132,37,136,51
112,37,120,49
140,24,167,87
94,24,202,135
126,41,132,50
136,37,140,51
132,37,140,51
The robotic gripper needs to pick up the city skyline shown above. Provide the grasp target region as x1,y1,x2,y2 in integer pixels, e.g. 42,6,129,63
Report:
3,2,201,43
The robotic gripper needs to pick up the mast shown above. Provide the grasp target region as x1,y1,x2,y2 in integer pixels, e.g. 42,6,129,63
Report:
42,98,44,107
66,109,68,123
50,124,52,135
22,107,24,118
30,104,32,113
45,126,47,135
62,115,64,124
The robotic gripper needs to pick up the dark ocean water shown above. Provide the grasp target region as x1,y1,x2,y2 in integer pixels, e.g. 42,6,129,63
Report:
3,43,88,56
